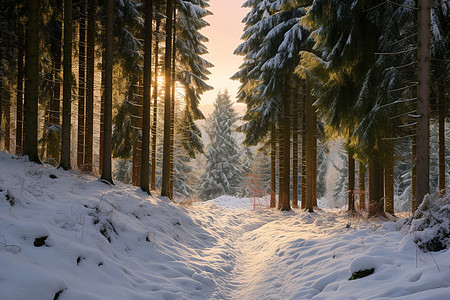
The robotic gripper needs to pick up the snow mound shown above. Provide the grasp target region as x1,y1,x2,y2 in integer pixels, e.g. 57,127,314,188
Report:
350,256,377,274
401,192,450,252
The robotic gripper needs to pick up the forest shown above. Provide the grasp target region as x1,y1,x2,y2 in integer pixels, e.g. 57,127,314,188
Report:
0,0,449,217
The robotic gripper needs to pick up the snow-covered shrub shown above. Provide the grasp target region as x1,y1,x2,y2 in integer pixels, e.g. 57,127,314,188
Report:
401,192,450,252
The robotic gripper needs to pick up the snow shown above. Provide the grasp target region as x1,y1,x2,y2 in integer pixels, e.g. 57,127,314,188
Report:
1,151,450,299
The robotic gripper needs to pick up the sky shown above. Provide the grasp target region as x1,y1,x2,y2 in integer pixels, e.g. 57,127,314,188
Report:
200,0,248,108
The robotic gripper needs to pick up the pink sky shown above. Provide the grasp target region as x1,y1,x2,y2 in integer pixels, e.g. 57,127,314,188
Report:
200,0,248,106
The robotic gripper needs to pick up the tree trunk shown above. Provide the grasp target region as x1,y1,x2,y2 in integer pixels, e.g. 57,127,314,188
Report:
85,0,96,173
77,0,86,169
270,124,276,208
438,83,446,193
151,6,161,191
60,0,73,170
169,4,177,199
280,81,291,211
412,139,417,211
100,0,113,184
292,90,299,209
312,109,317,207
140,0,153,194
415,0,431,206
301,85,307,209
348,145,355,211
161,0,174,199
99,20,105,171
359,161,366,210
384,140,394,215
47,22,62,162
24,0,41,164
277,122,283,210
368,153,384,217
305,79,314,212
16,27,25,155
4,88,10,152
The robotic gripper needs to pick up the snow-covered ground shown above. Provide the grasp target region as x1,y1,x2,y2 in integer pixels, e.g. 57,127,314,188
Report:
0,152,449,300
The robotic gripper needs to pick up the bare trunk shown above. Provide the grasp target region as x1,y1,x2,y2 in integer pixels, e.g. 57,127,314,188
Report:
368,153,384,217
4,88,10,151
301,85,307,209
270,124,276,208
168,4,176,199
280,81,291,211
140,0,153,193
384,140,394,215
305,79,314,212
77,0,86,169
16,27,25,155
292,89,299,209
24,0,41,164
348,146,355,211
415,0,431,205
412,139,417,211
85,0,96,173
277,122,283,210
60,0,72,170
151,7,161,191
438,83,446,193
161,0,174,198
359,161,366,210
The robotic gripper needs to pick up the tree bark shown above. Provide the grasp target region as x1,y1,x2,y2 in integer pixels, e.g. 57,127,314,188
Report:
359,161,366,210
16,27,25,155
348,145,355,211
270,124,276,208
100,0,113,184
85,0,96,173
280,81,291,211
301,84,307,209
140,0,153,194
151,5,161,191
24,0,41,163
368,153,384,217
169,4,177,199
277,122,283,210
438,83,446,193
4,88,10,152
412,139,417,211
415,0,431,206
77,0,86,169
292,90,299,209
384,140,394,215
161,0,174,199
305,79,314,212
59,0,73,170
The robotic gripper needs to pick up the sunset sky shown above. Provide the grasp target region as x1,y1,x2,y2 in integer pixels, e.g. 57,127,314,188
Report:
200,0,248,107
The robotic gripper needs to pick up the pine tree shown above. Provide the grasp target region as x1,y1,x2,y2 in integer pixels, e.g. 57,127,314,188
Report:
198,91,242,200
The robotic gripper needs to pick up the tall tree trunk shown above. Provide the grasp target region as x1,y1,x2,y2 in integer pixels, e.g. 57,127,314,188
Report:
161,0,174,199
347,144,355,211
77,0,86,169
47,22,62,162
292,90,299,209
368,153,384,217
438,83,446,193
305,79,314,212
169,4,177,199
99,20,105,171
277,122,283,210
100,0,113,184
60,0,73,170
384,140,394,215
85,0,96,173
312,109,317,207
24,0,41,164
151,6,161,190
301,85,307,209
16,27,25,155
280,81,291,211
359,161,366,210
412,140,417,211
4,88,10,152
415,0,431,206
140,0,153,193
270,124,276,208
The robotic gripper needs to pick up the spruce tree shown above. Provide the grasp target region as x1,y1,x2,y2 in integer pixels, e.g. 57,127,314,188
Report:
198,91,242,200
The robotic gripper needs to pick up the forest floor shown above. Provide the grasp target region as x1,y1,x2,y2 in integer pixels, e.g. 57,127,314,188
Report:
0,152,449,300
